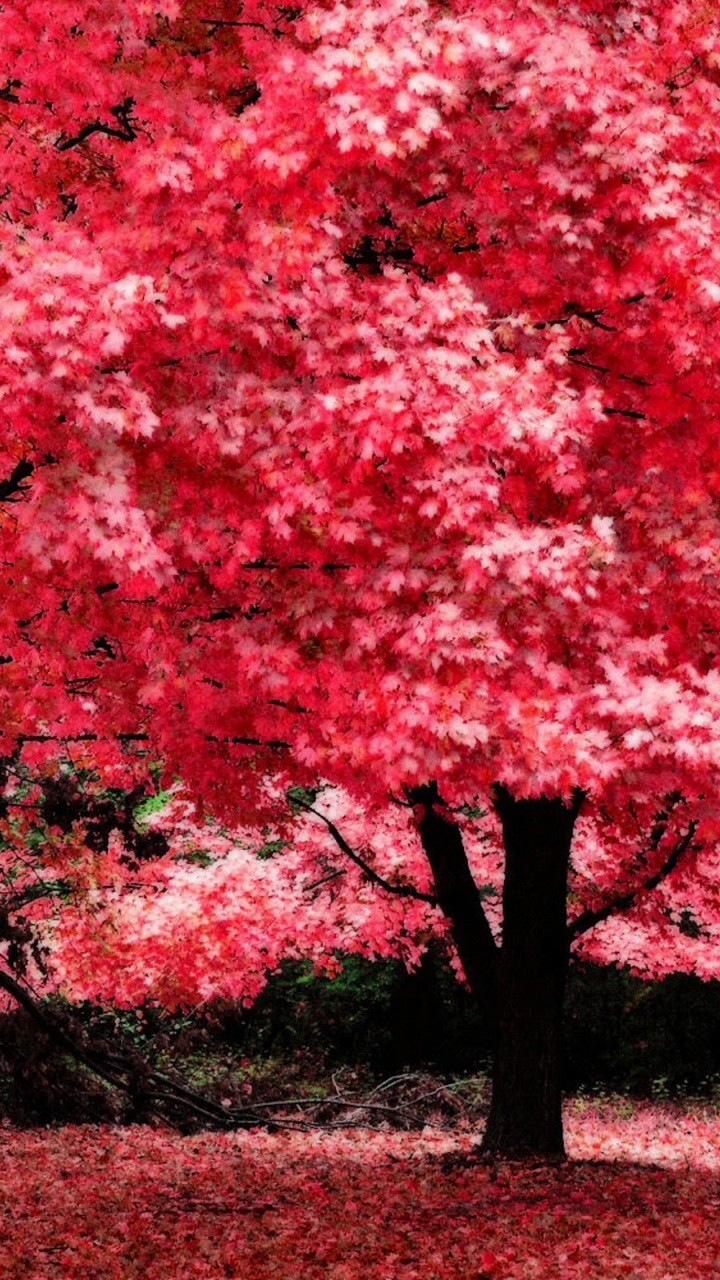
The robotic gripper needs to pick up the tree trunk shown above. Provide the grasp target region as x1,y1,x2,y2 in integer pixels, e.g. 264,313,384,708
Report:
481,787,581,1159
412,782,583,1160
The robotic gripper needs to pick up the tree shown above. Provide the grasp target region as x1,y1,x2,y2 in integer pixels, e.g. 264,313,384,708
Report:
4,0,720,1157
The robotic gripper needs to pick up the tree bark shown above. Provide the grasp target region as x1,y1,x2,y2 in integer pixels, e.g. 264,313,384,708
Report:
481,786,582,1159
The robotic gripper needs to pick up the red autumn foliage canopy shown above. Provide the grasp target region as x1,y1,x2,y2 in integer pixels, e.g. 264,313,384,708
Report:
3,0,720,1003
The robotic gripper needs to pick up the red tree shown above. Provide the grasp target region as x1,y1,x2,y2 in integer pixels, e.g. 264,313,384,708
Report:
3,0,720,1156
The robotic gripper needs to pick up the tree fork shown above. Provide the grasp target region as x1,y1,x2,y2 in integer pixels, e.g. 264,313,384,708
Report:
481,785,584,1160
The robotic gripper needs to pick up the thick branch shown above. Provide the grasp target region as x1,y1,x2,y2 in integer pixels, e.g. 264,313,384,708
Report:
410,783,499,1020
11,730,287,750
0,79,21,103
0,459,33,504
568,820,698,941
56,97,138,152
295,801,438,905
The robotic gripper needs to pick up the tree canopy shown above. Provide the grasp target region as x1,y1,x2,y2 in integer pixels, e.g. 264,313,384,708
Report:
3,0,720,1155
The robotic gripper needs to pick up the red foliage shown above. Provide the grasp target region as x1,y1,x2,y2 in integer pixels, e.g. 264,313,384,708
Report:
0,1106,719,1278
2,0,720,1009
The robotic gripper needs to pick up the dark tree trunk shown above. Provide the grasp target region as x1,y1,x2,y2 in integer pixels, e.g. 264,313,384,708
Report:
411,782,583,1160
480,787,582,1159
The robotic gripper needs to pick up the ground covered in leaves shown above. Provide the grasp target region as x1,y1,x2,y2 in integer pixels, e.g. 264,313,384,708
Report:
1,1103,719,1279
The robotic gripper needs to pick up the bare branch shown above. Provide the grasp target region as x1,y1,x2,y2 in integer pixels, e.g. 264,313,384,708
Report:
0,969,128,1095
0,970,248,1127
0,973,486,1133
239,560,352,572
56,97,138,152
303,868,346,894
206,733,290,751
199,18,269,34
568,820,699,941
602,406,647,421
294,800,439,905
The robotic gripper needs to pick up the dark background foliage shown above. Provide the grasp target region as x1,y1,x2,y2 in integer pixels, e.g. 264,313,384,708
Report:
1,952,719,1125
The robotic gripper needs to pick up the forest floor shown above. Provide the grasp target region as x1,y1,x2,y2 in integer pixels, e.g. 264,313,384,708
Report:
1,1100,719,1279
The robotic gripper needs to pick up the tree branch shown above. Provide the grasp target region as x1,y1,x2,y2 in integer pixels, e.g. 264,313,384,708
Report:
294,800,439,905
3,879,73,912
199,18,268,32
409,783,499,1022
56,97,138,152
0,79,21,103
0,969,129,1095
10,729,288,750
0,459,33,504
239,560,352,572
0,971,449,1133
303,868,346,894
206,733,291,751
568,820,699,941
0,970,252,1128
